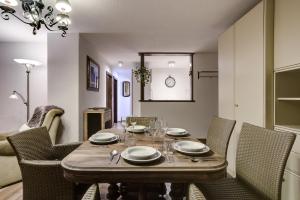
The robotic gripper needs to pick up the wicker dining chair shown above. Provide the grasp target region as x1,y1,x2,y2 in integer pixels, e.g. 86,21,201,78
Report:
188,123,296,200
81,184,100,200
7,127,82,200
126,117,157,126
206,117,236,158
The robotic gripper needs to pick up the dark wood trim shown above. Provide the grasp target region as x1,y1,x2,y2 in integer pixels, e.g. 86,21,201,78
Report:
139,52,194,101
106,72,113,127
139,100,195,102
140,54,145,101
113,76,118,123
87,56,100,92
139,52,195,56
191,55,194,101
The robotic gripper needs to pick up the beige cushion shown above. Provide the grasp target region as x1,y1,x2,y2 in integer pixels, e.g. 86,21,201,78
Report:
0,156,21,188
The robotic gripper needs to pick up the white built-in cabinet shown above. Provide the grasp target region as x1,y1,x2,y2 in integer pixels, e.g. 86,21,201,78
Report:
218,0,274,176
274,0,300,199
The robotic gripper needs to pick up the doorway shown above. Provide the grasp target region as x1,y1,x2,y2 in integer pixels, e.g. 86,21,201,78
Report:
113,77,118,123
106,72,113,127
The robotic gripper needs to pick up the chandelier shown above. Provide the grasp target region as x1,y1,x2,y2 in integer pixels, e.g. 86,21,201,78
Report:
0,0,72,37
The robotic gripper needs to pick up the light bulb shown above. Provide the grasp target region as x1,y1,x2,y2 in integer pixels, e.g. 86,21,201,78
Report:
55,0,72,13
56,13,71,26
9,92,18,100
168,61,175,68
0,0,18,6
118,61,123,67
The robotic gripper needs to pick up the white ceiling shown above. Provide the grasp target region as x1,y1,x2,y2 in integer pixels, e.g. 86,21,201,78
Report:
0,0,260,64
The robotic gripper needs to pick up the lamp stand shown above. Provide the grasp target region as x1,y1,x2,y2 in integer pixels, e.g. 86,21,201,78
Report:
26,69,30,122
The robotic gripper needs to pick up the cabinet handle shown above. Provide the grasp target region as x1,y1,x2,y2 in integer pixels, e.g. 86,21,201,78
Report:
234,104,239,107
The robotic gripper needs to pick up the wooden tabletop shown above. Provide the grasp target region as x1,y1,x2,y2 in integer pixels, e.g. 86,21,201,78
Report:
61,128,227,184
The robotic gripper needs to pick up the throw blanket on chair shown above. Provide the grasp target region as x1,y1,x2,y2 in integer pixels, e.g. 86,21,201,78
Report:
27,105,64,128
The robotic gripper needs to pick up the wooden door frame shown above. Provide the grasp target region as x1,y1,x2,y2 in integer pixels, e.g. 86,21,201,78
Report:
113,76,118,123
106,72,113,127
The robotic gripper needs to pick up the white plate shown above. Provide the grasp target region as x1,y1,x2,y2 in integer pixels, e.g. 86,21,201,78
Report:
121,148,162,163
166,128,189,136
126,125,146,133
174,141,210,155
91,132,117,142
89,135,119,144
127,146,157,160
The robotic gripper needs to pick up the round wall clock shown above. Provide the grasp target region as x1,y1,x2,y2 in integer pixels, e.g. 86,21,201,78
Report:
165,75,176,88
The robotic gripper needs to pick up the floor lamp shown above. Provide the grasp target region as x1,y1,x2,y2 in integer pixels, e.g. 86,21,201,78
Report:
9,59,41,122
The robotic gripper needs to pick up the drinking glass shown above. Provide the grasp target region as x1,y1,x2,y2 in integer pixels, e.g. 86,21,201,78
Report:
125,135,136,147
121,117,128,133
163,139,175,162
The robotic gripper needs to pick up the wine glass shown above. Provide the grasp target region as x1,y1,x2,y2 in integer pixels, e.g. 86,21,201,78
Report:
130,118,137,130
121,117,128,133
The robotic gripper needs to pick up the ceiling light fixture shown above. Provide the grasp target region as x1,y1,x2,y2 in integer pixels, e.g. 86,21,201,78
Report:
118,61,123,67
168,61,175,68
0,0,72,37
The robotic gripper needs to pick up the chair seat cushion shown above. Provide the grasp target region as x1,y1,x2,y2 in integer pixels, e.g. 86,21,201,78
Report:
193,178,265,200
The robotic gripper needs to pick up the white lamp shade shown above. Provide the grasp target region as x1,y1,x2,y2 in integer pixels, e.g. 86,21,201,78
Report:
0,0,18,6
56,13,71,26
9,93,18,100
55,0,72,13
14,59,42,66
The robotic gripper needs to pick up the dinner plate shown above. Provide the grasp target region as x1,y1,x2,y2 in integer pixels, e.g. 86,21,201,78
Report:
166,128,189,136
126,125,146,133
127,146,157,160
89,134,119,144
92,132,117,141
121,148,161,163
174,141,210,155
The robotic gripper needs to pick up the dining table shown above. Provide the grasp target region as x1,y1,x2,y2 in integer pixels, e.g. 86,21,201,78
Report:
61,128,227,200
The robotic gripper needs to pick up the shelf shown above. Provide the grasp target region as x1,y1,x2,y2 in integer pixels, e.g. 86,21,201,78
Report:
277,98,300,101
275,125,300,135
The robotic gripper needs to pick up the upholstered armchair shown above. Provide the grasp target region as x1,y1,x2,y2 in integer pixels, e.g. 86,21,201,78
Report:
0,108,63,188
7,127,82,200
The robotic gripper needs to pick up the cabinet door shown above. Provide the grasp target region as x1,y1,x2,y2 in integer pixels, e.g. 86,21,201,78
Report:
218,26,236,176
235,1,265,129
218,25,235,119
275,0,300,69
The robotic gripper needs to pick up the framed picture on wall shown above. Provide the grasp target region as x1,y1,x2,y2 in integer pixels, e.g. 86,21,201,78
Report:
87,56,100,91
122,81,130,97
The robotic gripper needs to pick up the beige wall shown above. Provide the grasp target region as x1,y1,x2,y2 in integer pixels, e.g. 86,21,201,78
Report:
79,36,112,140
0,42,47,132
47,33,80,143
139,53,218,138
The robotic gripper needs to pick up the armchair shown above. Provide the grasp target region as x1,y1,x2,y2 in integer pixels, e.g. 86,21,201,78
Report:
7,127,81,200
0,108,63,188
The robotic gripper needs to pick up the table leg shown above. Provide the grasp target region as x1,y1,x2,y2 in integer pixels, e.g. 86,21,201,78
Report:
107,183,120,200
169,183,187,200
